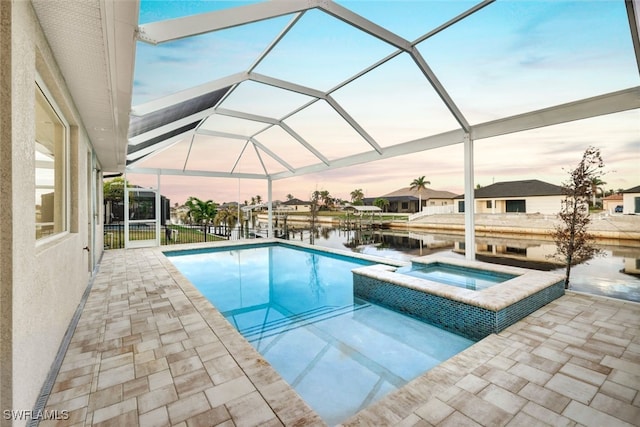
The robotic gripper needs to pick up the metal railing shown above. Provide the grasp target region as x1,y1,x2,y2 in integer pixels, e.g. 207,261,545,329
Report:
103,223,264,249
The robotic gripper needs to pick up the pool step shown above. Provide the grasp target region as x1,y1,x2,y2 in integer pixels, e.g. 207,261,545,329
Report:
236,303,371,342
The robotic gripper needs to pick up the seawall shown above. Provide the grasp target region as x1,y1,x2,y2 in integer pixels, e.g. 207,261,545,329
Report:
258,212,640,242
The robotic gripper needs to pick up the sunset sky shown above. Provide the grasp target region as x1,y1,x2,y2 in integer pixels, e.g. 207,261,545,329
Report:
126,0,639,205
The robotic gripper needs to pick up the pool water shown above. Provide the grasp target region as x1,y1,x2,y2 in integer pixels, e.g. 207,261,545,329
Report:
167,244,473,425
396,262,516,290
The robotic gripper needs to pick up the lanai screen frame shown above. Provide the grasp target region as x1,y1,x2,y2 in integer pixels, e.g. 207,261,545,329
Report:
126,0,640,259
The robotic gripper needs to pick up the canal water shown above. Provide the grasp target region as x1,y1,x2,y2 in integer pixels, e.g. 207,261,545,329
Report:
275,226,640,303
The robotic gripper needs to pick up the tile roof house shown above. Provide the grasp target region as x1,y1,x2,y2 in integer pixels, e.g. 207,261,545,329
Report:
280,198,312,212
364,187,458,213
454,179,565,215
602,193,624,213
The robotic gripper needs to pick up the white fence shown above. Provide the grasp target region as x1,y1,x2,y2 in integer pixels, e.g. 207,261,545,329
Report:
408,205,456,221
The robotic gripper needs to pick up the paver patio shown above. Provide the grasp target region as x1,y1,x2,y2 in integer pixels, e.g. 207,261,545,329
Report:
40,245,640,426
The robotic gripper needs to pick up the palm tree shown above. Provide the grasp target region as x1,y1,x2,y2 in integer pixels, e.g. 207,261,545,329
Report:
255,195,262,205
184,196,217,226
215,207,240,237
589,177,606,207
350,188,364,205
409,176,430,212
320,190,332,210
374,197,390,212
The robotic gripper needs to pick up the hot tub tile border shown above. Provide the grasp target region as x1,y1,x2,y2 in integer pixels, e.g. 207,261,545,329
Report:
353,270,565,341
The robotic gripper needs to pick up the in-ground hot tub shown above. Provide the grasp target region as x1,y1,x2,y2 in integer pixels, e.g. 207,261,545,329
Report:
395,262,517,291
352,256,565,341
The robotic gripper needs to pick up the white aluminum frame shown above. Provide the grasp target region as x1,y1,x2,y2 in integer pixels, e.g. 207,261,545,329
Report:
126,0,640,253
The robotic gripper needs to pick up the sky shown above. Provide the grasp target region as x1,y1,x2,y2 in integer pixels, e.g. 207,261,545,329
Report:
127,0,640,205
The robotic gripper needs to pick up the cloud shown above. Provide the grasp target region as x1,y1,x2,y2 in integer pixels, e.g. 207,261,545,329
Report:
154,54,185,64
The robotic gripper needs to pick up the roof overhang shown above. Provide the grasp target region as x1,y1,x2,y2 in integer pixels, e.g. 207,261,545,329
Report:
32,0,138,172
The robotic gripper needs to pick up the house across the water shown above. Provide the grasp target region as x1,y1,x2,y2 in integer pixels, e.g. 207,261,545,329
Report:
280,198,312,212
364,187,458,213
454,179,565,215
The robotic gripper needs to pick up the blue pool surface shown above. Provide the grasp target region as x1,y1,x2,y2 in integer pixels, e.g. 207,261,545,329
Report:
167,244,473,425
396,262,516,290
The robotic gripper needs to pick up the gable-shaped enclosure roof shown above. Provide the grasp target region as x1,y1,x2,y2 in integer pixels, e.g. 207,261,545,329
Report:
31,1,640,178
124,0,640,181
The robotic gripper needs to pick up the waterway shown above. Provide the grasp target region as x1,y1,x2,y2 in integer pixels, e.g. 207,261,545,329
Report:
270,226,640,303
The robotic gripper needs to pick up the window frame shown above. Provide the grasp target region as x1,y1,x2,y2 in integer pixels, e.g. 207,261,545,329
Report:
35,77,70,245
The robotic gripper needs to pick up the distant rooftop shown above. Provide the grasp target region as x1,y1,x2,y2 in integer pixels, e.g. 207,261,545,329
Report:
382,187,459,199
623,185,640,193
282,198,311,205
454,179,564,199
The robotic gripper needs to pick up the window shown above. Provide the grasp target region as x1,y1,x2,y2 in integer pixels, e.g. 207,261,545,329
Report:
35,84,68,240
506,200,526,213
486,200,492,209
401,202,408,210
506,247,527,255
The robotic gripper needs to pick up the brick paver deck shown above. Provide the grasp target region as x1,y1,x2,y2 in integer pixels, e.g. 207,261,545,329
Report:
41,245,640,426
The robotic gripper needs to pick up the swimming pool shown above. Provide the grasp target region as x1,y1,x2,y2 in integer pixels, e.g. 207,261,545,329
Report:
396,262,516,290
166,243,473,425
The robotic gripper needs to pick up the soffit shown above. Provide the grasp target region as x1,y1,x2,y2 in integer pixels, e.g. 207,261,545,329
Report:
32,0,138,172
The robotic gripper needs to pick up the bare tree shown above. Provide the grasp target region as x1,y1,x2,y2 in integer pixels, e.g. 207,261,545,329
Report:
551,146,605,289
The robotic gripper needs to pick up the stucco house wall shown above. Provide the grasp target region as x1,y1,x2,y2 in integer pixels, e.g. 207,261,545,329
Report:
290,204,311,212
281,199,312,212
457,195,563,215
426,197,454,206
624,258,640,275
519,195,563,214
623,192,640,214
1,1,103,418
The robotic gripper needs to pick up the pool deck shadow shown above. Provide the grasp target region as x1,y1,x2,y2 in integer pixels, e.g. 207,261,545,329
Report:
41,245,640,426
